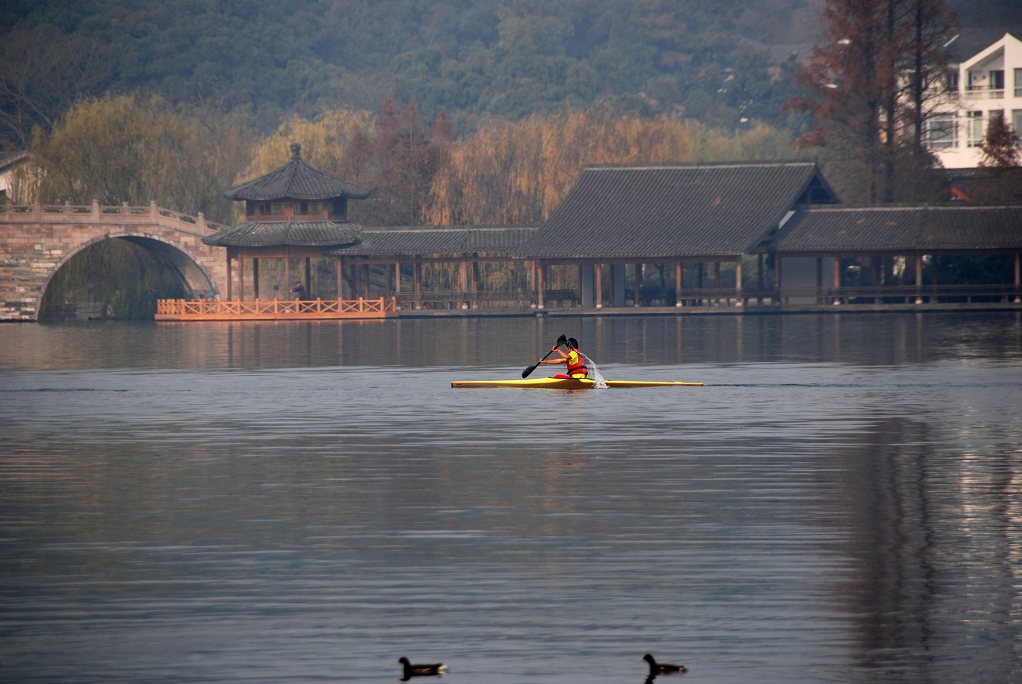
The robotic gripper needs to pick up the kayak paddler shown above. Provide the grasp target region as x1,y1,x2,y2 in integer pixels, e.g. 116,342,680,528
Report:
541,337,588,379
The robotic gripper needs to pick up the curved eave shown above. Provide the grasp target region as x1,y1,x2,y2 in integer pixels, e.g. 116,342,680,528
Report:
224,157,371,201
201,221,362,248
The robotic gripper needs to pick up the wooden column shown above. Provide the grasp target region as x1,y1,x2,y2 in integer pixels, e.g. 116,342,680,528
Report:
713,262,721,305
931,255,939,301
734,258,743,306
460,259,469,309
774,256,783,305
394,260,401,294
304,256,312,297
1014,249,1021,303
675,261,683,307
915,253,924,303
336,257,344,298
537,261,545,309
595,263,603,308
471,259,479,308
226,251,234,300
237,256,245,301
253,259,260,300
697,263,705,305
815,257,823,304
414,261,423,309
832,255,841,304
283,256,290,298
634,262,643,307
363,264,371,298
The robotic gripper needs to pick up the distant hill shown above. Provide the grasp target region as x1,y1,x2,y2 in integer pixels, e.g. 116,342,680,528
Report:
0,0,1012,150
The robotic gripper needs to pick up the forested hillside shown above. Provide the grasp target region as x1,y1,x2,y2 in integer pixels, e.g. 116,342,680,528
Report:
1,0,829,149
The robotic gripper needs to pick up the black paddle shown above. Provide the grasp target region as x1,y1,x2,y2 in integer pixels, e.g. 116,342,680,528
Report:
522,334,567,378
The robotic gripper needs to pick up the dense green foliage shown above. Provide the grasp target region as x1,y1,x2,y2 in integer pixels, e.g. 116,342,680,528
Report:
0,0,1005,154
1,0,827,150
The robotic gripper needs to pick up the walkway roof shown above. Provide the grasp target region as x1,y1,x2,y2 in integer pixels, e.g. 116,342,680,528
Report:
516,162,838,260
772,206,1022,254
202,220,361,248
224,143,370,201
331,226,536,258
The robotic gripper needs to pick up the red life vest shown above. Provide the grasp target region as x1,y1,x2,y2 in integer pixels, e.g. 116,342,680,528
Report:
566,349,587,376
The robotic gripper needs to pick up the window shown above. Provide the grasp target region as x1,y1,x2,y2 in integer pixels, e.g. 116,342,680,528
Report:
1015,68,1022,97
967,70,983,93
990,70,1004,98
257,201,272,216
298,200,309,214
967,111,984,147
271,201,284,215
947,68,959,92
926,114,956,150
331,198,347,218
1013,110,1022,136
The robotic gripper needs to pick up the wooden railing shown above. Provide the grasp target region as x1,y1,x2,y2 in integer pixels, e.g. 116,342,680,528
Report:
156,297,396,321
393,289,583,310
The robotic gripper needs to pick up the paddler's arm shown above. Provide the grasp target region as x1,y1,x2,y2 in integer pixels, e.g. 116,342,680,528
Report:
540,347,569,364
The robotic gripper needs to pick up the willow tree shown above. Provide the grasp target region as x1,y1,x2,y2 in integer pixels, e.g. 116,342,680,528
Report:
33,93,253,223
424,110,794,225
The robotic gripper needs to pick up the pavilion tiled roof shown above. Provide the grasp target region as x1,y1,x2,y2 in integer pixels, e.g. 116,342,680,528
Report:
202,221,362,247
224,143,370,201
330,227,537,257
516,162,838,260
772,206,1022,254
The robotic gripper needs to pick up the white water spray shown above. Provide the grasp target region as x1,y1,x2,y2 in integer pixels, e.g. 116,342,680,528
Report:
581,352,608,389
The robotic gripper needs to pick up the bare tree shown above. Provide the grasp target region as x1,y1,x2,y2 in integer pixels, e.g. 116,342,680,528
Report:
0,25,111,154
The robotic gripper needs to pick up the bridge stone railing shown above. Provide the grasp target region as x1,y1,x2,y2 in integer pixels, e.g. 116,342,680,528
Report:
0,201,229,321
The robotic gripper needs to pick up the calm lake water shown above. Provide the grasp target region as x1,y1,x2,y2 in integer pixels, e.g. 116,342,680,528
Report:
1,313,1020,683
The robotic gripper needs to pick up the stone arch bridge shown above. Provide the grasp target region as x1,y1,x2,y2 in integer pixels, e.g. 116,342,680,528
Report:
0,201,227,321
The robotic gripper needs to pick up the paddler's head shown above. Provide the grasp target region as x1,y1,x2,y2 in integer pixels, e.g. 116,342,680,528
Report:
567,338,579,350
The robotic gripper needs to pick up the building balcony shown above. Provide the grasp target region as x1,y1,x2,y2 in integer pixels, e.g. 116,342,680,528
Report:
963,86,1004,100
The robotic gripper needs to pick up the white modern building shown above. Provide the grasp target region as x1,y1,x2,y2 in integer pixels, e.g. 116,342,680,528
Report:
926,29,1022,169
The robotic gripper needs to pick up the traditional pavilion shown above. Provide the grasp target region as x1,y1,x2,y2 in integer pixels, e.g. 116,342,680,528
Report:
202,142,370,300
162,156,1021,319
516,162,840,307
770,205,1022,304
330,226,537,309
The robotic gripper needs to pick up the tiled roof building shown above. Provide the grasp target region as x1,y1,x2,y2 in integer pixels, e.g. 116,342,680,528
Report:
519,162,838,260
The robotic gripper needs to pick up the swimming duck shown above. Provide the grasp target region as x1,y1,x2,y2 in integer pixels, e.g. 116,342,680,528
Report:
397,657,448,680
643,653,687,676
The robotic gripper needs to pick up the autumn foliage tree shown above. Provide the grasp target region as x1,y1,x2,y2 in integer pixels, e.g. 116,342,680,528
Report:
425,111,795,225
33,94,253,223
786,0,957,204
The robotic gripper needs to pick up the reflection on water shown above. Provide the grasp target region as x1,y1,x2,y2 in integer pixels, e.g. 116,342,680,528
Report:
0,313,1020,683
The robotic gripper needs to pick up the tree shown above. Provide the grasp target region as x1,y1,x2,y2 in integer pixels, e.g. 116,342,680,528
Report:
974,115,1022,205
0,25,112,155
33,94,253,223
979,115,1022,169
424,110,796,225
785,0,956,204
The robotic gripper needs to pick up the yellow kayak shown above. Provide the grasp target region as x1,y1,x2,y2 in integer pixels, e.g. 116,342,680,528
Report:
451,377,703,389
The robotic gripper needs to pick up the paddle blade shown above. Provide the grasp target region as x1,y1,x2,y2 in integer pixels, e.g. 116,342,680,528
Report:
522,363,539,378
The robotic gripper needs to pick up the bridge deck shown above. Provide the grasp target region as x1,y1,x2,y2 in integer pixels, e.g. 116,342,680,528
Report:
156,297,395,321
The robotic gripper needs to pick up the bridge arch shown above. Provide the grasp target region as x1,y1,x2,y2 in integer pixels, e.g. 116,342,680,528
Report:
39,233,220,319
1,202,228,321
